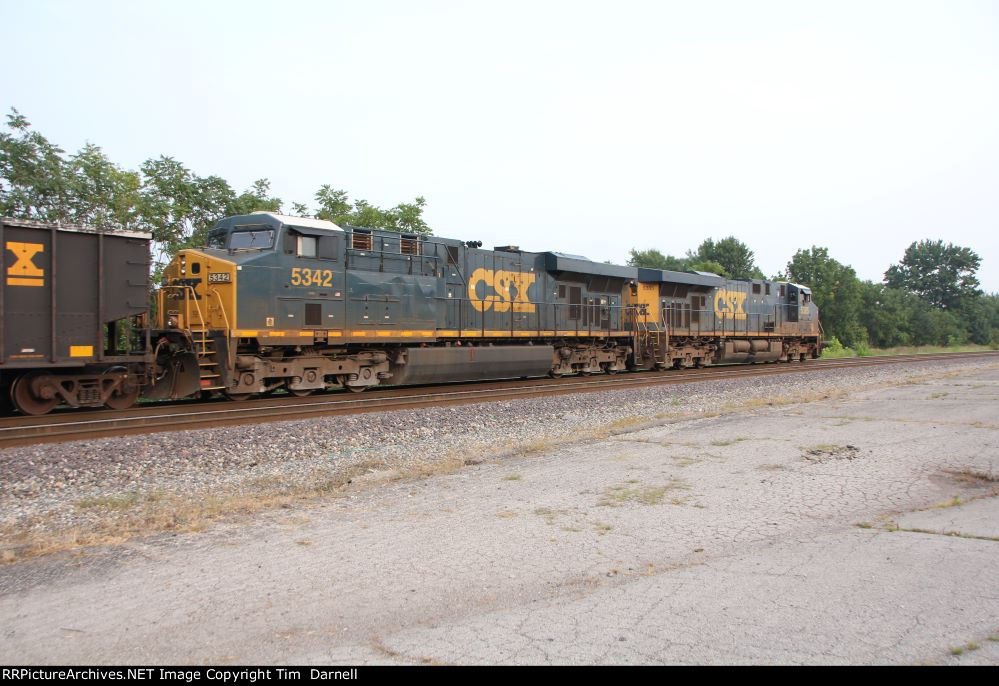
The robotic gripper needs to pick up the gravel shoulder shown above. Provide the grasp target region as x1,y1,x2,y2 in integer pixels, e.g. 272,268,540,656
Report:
2,357,997,556
1,359,998,664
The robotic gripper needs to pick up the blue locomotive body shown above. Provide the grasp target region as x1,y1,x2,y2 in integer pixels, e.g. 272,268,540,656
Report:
156,212,822,397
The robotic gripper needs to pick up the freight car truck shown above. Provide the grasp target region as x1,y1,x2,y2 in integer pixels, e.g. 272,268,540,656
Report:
0,217,155,414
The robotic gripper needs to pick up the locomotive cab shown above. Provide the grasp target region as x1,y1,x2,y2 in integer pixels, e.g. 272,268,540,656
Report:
785,284,814,324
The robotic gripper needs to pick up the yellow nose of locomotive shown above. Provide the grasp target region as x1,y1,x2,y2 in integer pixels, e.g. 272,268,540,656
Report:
156,249,237,333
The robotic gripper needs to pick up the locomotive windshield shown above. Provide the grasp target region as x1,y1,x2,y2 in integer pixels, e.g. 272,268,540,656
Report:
203,224,276,251
226,226,275,250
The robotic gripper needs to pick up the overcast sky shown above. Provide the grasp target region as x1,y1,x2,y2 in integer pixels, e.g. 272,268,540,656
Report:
3,0,997,290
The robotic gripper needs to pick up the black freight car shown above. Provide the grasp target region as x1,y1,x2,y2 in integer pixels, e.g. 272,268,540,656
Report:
0,217,153,414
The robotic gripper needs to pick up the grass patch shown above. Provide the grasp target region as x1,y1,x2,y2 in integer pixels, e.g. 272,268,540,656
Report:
930,496,964,509
608,416,649,432
823,342,993,360
75,492,144,511
710,437,747,447
0,457,445,565
503,474,522,481
598,479,689,507
518,439,557,456
594,522,613,535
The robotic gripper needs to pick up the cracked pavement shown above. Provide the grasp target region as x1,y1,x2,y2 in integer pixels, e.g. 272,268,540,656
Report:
2,367,998,664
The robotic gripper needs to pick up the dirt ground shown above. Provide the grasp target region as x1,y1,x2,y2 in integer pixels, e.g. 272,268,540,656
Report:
2,367,998,665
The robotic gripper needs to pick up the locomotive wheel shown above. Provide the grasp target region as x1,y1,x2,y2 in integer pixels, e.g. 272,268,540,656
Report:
346,385,366,393
225,392,252,402
289,388,314,397
104,386,140,410
11,373,59,416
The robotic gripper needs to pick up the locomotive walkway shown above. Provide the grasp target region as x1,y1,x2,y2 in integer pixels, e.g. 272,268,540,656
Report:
1,362,997,664
0,350,997,448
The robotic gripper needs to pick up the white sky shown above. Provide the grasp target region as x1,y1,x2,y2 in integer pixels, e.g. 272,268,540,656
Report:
3,0,997,290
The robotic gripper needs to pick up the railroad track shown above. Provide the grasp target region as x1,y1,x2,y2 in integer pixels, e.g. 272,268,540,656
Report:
1,351,996,448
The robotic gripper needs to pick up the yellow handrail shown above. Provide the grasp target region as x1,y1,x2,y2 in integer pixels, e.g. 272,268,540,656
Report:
162,285,210,355
207,287,233,370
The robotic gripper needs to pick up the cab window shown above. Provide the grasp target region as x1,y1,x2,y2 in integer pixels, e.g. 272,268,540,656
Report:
298,235,317,257
206,231,227,249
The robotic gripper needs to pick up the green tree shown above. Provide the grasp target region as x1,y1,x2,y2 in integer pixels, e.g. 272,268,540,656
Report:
138,156,241,269
67,143,142,230
687,259,730,278
884,239,981,310
311,186,432,235
0,108,72,222
860,283,914,348
2,108,436,272
689,236,762,280
626,248,688,271
228,178,281,217
785,247,865,347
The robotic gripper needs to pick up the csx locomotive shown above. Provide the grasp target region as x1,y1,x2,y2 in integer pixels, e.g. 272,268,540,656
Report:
1,213,821,414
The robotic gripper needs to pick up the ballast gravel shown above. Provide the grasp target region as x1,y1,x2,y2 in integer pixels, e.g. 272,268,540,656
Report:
0,358,993,532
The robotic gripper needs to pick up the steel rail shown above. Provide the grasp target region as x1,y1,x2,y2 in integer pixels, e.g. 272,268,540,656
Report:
1,351,996,448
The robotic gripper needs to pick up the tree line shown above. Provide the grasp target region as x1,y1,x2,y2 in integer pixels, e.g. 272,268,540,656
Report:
629,237,998,350
3,107,995,349
0,108,430,274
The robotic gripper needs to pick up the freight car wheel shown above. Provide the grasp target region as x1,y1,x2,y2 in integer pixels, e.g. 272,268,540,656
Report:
346,385,366,393
289,389,314,397
11,373,59,416
104,387,139,410
225,393,252,402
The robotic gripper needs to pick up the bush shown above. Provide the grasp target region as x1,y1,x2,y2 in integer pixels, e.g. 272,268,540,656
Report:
820,336,857,359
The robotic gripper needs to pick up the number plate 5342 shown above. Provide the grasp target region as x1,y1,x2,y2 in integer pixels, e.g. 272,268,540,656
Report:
291,268,333,287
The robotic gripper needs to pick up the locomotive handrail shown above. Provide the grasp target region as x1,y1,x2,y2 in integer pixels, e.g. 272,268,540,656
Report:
432,297,643,338
160,284,211,355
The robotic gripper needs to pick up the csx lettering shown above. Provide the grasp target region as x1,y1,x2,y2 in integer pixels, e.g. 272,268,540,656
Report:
291,267,333,288
468,268,536,313
5,241,45,287
714,289,747,320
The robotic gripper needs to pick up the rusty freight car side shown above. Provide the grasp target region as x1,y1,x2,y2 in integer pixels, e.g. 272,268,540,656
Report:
0,217,153,414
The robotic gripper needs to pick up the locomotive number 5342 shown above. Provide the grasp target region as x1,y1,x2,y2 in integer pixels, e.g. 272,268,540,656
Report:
290,267,334,287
